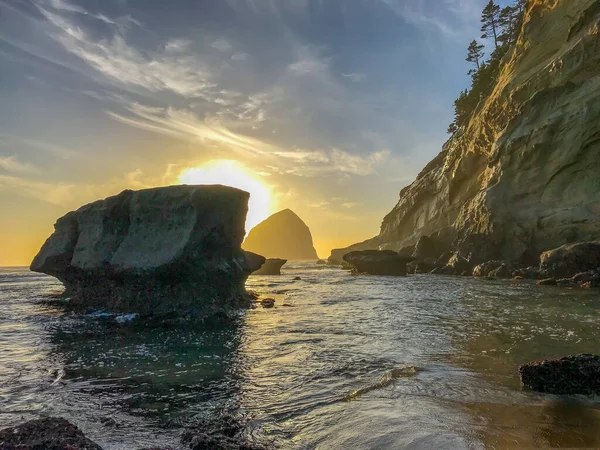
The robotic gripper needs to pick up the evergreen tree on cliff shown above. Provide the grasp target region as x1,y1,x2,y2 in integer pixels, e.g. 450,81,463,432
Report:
481,0,501,48
466,40,485,74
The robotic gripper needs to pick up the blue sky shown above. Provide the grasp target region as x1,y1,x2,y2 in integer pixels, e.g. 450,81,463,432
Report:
0,0,505,263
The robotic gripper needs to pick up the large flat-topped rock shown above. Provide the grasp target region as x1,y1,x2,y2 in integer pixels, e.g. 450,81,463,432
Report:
31,185,264,317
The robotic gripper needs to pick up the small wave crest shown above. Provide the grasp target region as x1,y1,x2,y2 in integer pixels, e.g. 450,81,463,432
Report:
340,366,424,402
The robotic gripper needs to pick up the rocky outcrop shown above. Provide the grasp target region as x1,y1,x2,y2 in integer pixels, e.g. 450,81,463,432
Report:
343,250,415,276
332,0,600,268
519,354,600,395
251,258,287,275
30,185,264,317
539,241,600,278
328,236,379,265
0,417,102,450
243,209,318,260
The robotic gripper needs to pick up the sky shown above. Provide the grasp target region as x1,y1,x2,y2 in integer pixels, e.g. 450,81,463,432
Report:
0,0,504,265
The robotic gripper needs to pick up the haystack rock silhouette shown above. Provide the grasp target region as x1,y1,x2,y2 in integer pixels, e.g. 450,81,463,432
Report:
243,209,318,260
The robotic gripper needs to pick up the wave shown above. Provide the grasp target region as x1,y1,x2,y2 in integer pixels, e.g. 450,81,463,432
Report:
340,366,424,402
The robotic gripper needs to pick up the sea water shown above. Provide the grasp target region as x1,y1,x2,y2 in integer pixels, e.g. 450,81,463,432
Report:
1,263,600,449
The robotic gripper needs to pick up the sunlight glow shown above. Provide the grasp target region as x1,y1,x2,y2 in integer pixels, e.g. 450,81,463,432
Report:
178,160,272,233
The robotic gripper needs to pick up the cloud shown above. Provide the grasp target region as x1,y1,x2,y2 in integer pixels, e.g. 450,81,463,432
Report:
38,6,217,98
0,155,40,174
165,39,192,53
288,52,330,75
378,0,482,39
211,39,232,52
342,72,366,82
0,174,76,206
231,52,249,61
107,100,389,178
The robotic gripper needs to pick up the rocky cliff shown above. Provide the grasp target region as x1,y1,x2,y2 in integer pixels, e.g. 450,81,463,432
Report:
331,0,600,266
31,185,264,317
243,209,318,260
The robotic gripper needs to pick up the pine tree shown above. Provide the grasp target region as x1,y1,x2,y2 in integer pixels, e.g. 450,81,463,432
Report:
481,0,501,48
466,40,485,74
498,5,519,46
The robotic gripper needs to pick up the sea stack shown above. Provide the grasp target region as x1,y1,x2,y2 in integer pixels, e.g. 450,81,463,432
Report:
30,185,265,317
243,209,318,260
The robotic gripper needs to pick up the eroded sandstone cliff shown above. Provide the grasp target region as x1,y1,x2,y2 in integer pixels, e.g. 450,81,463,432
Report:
331,0,600,265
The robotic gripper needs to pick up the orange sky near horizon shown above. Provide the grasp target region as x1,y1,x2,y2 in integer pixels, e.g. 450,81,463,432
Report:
0,159,385,267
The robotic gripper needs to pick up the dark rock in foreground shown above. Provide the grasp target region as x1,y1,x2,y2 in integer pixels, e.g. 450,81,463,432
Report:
540,242,600,278
30,185,264,317
243,209,318,260
343,250,415,276
182,411,271,450
0,417,102,450
251,258,287,275
519,354,600,395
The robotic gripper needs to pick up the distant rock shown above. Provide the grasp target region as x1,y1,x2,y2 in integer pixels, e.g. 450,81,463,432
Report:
0,417,103,450
327,236,379,265
343,250,415,276
30,185,264,317
316,259,327,265
251,258,287,275
243,209,318,260
519,354,600,395
539,242,600,278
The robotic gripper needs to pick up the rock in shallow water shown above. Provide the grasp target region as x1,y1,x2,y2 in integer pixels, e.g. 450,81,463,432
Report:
251,258,287,275
343,250,414,276
30,185,264,317
540,242,600,279
0,417,103,450
519,354,600,395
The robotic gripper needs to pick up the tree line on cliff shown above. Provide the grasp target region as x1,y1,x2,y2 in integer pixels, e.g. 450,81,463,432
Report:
447,0,527,134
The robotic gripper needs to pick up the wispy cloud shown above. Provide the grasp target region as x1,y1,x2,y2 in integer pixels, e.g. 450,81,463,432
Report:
38,6,216,98
0,155,40,174
211,39,232,52
342,72,366,83
0,174,76,206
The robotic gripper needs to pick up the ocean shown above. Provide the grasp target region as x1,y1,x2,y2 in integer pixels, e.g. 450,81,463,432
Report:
1,263,600,449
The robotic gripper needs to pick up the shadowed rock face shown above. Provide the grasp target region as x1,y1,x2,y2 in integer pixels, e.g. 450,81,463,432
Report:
343,250,415,276
519,354,600,395
540,242,600,278
330,0,600,266
30,185,265,317
243,209,318,260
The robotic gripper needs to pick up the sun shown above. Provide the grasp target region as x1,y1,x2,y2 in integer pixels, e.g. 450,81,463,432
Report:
178,160,272,233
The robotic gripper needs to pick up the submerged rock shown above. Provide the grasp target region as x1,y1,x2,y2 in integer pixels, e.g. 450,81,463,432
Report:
539,242,600,278
537,278,558,286
243,209,318,260
519,354,600,395
30,185,263,317
260,298,275,308
251,258,287,275
316,259,327,265
0,417,103,450
343,250,414,276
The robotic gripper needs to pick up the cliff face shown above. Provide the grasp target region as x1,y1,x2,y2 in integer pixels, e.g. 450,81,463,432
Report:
335,0,600,264
31,185,264,316
243,209,318,260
